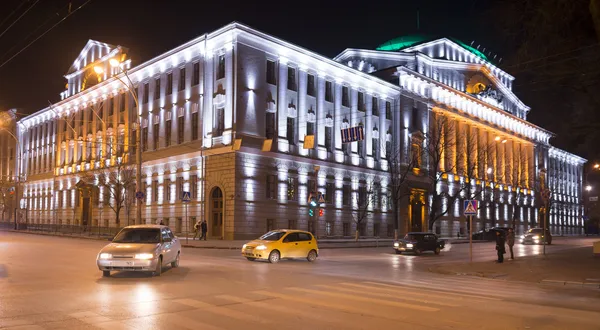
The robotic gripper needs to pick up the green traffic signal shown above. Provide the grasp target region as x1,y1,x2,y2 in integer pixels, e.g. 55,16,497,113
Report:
309,208,314,216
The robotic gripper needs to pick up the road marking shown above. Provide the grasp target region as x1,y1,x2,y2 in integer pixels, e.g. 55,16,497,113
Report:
286,287,439,312
68,311,112,325
340,282,497,303
316,284,461,307
363,281,501,301
95,320,139,330
160,313,225,330
174,298,270,324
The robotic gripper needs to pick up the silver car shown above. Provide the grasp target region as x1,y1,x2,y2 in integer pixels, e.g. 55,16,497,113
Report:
97,225,181,277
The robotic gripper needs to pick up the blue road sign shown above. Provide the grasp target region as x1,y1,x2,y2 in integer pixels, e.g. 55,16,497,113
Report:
135,191,145,200
341,126,365,143
463,200,478,216
181,191,191,203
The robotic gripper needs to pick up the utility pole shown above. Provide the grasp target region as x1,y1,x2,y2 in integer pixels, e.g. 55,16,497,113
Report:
314,165,319,237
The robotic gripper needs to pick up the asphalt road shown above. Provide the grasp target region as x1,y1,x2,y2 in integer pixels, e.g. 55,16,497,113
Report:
1,232,599,329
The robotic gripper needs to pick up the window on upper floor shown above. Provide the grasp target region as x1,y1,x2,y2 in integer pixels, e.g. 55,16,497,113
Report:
325,182,333,204
372,138,379,160
325,126,333,152
192,62,200,86
143,83,149,104
386,101,392,119
358,92,365,111
177,115,184,144
342,86,350,107
287,177,297,201
215,108,224,137
120,95,126,113
192,112,199,141
343,184,351,206
325,81,333,102
411,107,419,130
287,117,296,146
179,67,186,91
307,74,315,96
266,174,277,199
266,60,276,85
165,119,172,147
154,78,161,100
217,54,225,80
108,98,114,117
287,67,297,91
142,126,148,151
266,112,275,139
307,122,315,136
153,122,160,150
372,97,379,116
167,73,173,95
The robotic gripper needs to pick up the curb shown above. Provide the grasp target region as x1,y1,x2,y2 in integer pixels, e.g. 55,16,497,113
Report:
541,279,600,289
4,230,109,241
428,267,508,279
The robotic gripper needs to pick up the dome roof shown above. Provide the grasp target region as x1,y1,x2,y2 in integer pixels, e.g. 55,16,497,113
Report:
376,34,489,62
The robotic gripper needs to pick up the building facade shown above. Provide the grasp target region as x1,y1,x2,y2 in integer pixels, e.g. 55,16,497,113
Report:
0,109,19,223
6,23,586,239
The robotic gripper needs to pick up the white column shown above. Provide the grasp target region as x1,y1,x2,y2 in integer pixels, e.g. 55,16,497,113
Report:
202,52,214,147
277,58,288,152
298,68,308,155
224,44,234,145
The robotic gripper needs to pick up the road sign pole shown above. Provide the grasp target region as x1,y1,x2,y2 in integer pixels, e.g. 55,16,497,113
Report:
185,203,189,244
469,215,473,263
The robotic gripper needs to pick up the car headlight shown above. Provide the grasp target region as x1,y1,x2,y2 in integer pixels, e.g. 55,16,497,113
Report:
256,245,268,250
406,243,414,248
135,253,154,260
534,235,540,239
99,253,112,259
242,244,247,249
520,235,525,239
394,242,399,247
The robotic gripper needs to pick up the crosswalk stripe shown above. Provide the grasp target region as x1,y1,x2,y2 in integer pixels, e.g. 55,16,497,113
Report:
253,290,427,322
286,287,439,312
217,295,367,330
68,311,112,325
317,284,461,307
95,321,139,330
161,313,225,330
174,298,270,324
363,281,501,301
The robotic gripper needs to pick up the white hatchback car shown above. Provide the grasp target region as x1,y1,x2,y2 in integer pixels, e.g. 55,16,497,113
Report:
97,225,181,277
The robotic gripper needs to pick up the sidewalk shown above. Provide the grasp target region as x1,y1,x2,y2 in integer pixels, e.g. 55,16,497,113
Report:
429,246,600,288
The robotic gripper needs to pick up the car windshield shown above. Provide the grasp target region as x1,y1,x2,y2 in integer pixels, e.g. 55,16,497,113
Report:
112,228,161,243
527,229,543,234
403,234,421,241
259,231,286,241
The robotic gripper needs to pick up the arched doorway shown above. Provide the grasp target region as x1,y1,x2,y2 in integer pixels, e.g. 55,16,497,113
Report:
210,187,223,237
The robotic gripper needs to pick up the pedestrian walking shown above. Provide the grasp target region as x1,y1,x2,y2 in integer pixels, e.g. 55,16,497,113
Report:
495,231,506,263
193,220,201,240
200,219,208,241
506,228,515,260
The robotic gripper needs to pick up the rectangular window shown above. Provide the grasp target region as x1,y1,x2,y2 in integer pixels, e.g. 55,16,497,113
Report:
143,83,149,104
358,140,364,158
325,81,333,102
192,112,199,140
165,120,172,146
325,183,333,203
266,175,276,199
108,98,114,116
372,138,379,159
307,122,315,136
131,129,137,156
153,123,160,149
177,116,184,144
266,218,276,232
177,177,184,199
154,78,160,100
386,101,392,119
307,74,315,96
215,108,224,137
343,184,350,206
385,141,392,159
325,221,333,236
287,118,295,146
192,62,200,86
142,126,148,151
358,92,365,111
288,219,297,229
287,177,297,201
217,54,225,79
178,67,186,91
342,86,349,107
343,222,350,236
325,127,332,152
359,186,367,206
266,60,276,84
266,113,275,139
191,175,198,198
120,94,126,112
167,72,173,95
287,67,296,91
372,97,379,116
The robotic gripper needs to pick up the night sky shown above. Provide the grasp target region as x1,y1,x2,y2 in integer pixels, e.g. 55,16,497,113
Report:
0,0,579,155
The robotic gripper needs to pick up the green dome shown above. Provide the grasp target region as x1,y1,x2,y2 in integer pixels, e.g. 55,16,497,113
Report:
376,35,489,62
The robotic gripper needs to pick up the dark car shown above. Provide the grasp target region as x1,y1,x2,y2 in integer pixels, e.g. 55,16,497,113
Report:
393,232,446,255
520,228,552,245
471,227,511,241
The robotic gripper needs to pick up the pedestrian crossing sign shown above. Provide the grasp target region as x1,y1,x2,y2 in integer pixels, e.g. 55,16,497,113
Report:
318,193,326,204
181,191,191,203
463,200,478,216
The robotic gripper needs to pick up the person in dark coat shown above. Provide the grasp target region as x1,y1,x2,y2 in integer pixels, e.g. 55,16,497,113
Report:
506,228,515,260
495,231,506,263
200,220,208,241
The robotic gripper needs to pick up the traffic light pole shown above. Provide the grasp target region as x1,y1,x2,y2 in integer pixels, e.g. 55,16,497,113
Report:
314,165,319,236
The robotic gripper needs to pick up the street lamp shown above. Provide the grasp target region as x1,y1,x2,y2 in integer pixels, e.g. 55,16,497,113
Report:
586,185,593,192
94,60,142,225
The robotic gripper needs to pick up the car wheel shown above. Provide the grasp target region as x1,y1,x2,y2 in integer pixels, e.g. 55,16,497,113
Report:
154,256,162,276
171,252,180,268
395,250,402,255
434,247,441,255
246,257,256,261
268,250,280,264
307,250,317,262
102,271,110,277
414,249,422,256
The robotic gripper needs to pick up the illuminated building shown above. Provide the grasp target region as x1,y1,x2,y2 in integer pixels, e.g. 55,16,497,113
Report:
11,24,585,238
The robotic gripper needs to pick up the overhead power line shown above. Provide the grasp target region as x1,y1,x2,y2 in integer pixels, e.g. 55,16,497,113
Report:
0,0,29,31
0,0,41,40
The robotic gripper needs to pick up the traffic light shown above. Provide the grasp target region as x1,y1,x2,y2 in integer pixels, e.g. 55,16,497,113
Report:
319,208,324,217
309,208,314,217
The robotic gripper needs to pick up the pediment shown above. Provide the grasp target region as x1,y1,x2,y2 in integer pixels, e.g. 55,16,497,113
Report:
65,40,120,76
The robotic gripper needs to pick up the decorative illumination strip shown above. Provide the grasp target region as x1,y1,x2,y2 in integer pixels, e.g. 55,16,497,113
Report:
398,69,552,144
548,147,587,165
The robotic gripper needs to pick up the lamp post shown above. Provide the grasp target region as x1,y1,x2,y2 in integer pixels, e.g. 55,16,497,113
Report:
95,60,142,225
